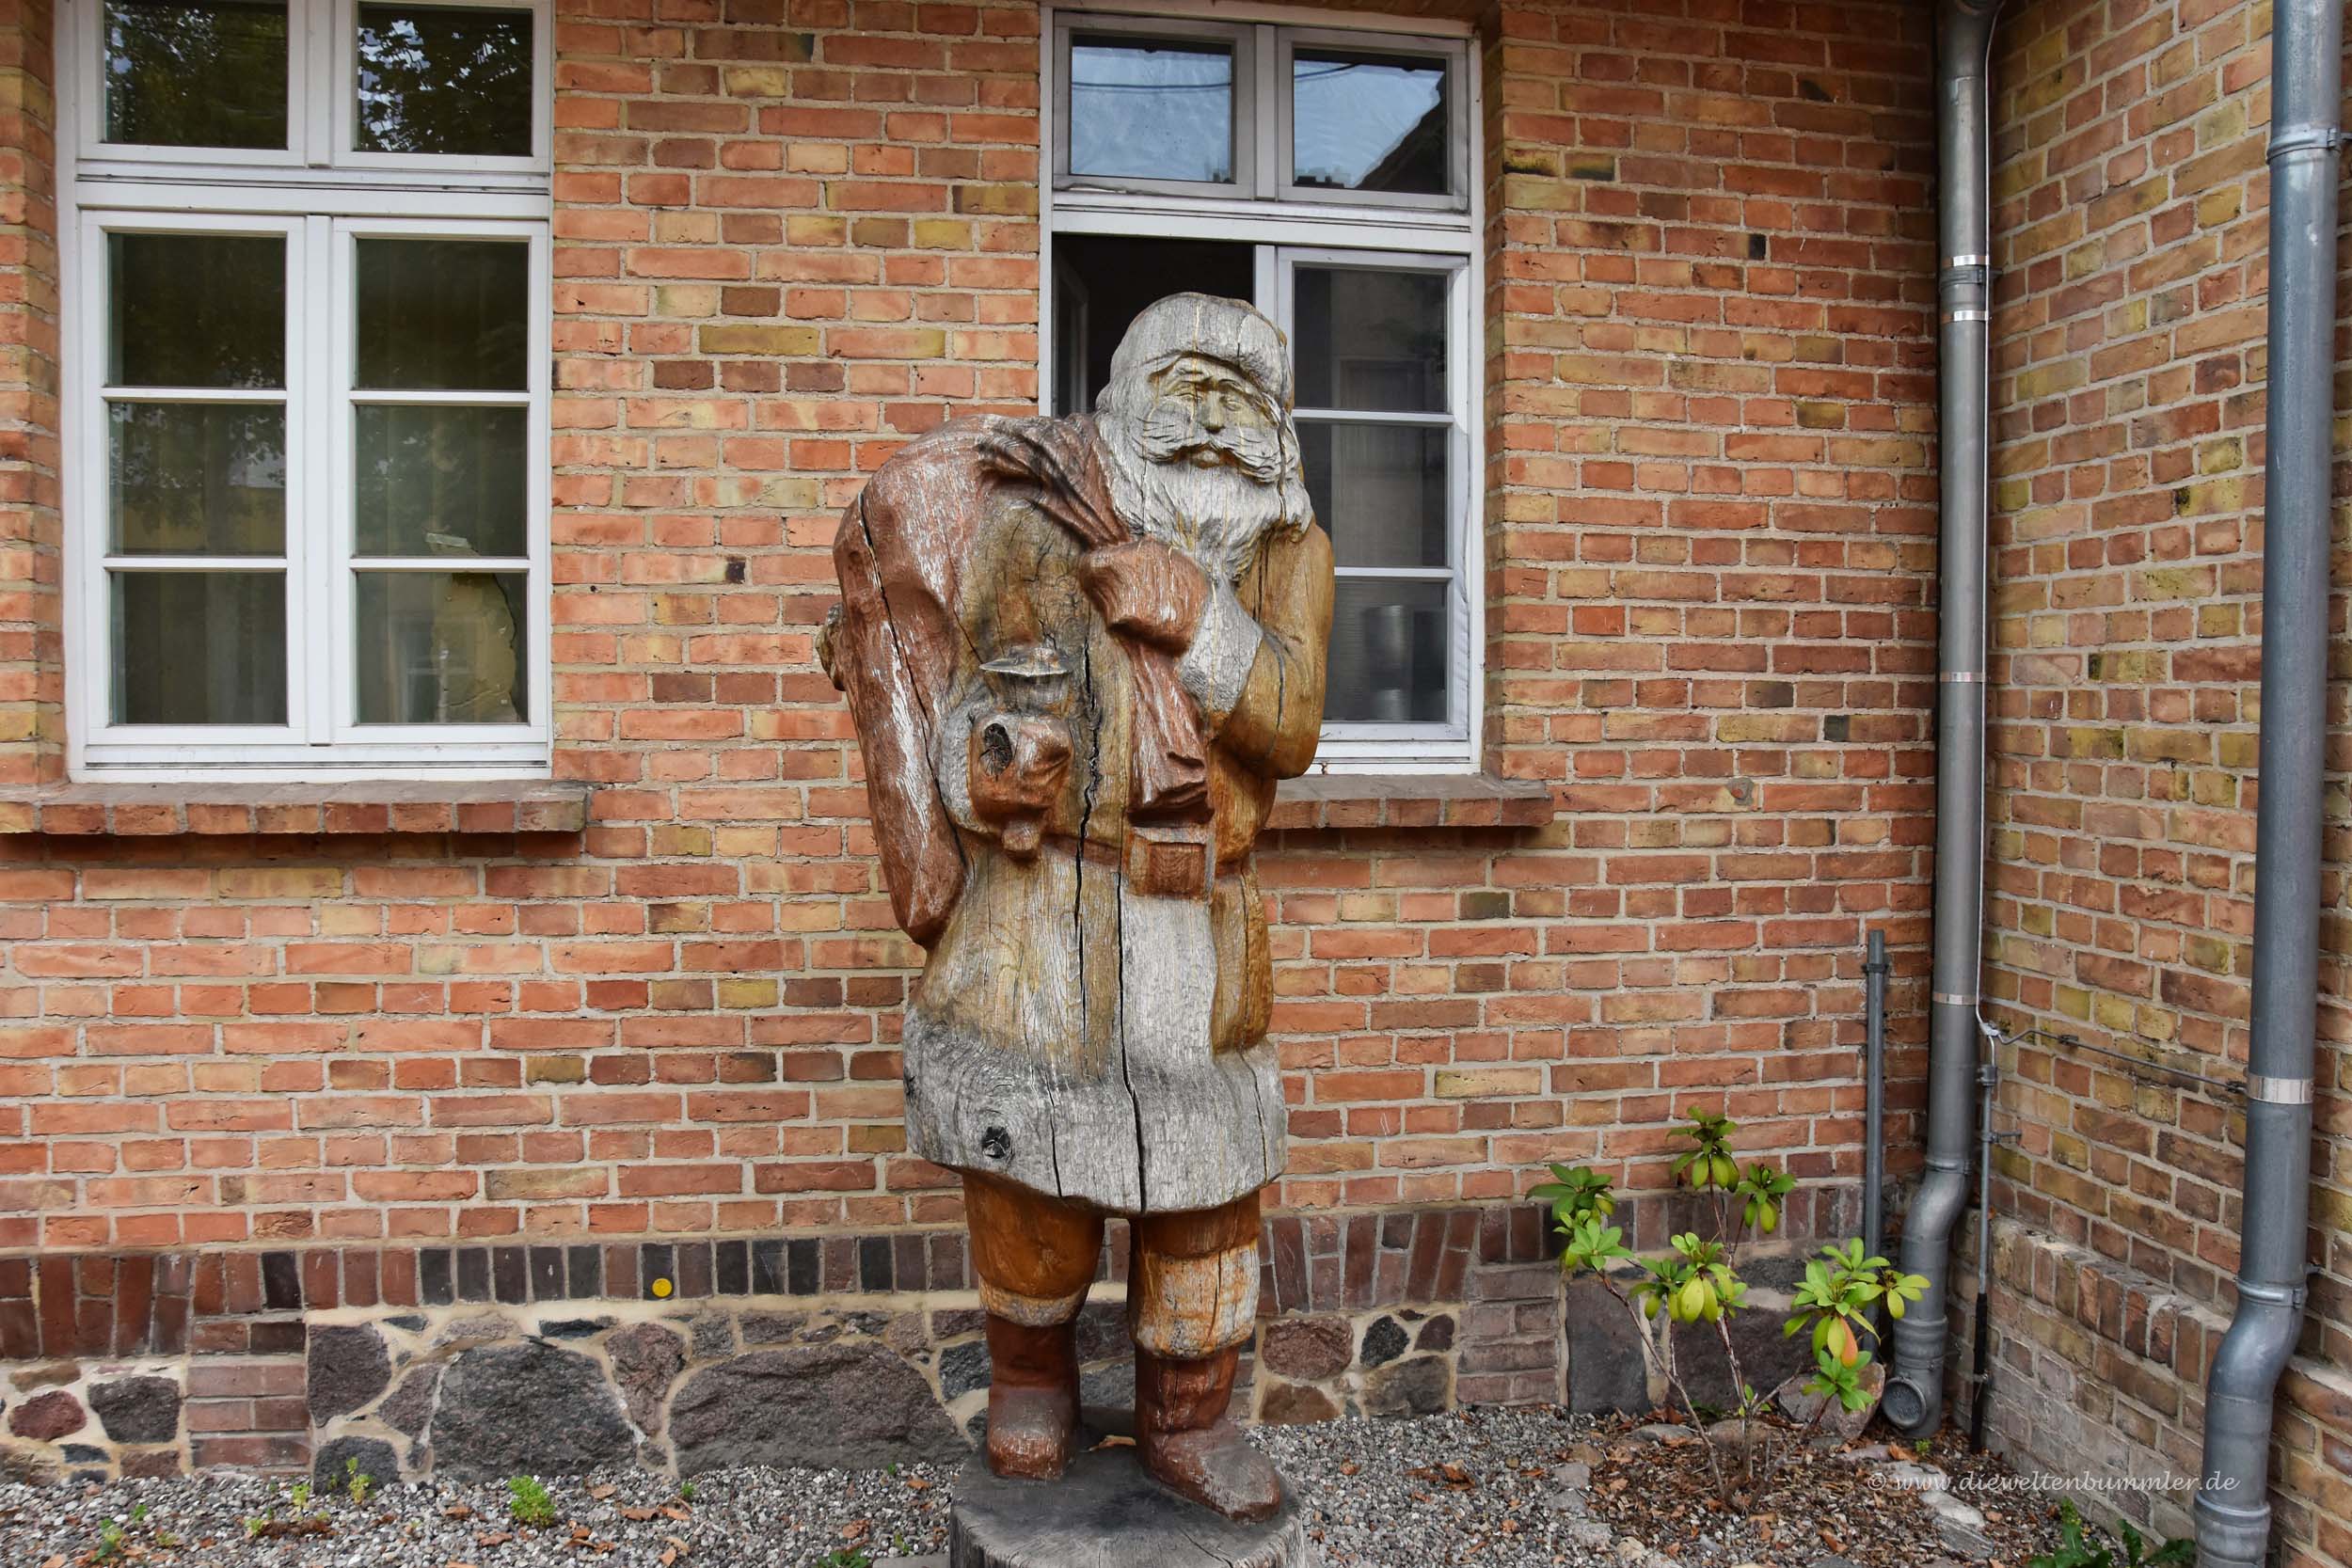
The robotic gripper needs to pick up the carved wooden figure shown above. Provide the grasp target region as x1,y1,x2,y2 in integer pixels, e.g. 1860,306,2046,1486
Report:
822,294,1334,1523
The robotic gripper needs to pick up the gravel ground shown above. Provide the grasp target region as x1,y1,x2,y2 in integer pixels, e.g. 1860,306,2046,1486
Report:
0,1409,2055,1568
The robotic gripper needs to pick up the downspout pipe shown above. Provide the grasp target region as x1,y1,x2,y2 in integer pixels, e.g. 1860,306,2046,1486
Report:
2194,1,2339,1561
1883,0,2006,1440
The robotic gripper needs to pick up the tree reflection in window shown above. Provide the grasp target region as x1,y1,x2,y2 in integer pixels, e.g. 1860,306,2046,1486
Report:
103,0,289,150
356,3,532,156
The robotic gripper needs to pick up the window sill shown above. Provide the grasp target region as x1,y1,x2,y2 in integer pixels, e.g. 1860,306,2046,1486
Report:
0,781,591,838
1267,772,1556,832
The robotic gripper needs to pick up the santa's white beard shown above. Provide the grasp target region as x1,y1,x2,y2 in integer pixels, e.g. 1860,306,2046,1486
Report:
1097,416,1292,587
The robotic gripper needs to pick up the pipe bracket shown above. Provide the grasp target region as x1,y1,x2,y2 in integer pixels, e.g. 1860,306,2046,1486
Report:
2268,125,2344,162
2247,1073,2313,1105
1940,670,1985,683
1931,990,1978,1007
1941,309,1991,323
2232,1275,2308,1310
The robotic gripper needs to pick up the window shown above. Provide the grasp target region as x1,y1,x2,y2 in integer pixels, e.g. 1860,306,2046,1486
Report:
1045,10,1480,769
62,0,551,775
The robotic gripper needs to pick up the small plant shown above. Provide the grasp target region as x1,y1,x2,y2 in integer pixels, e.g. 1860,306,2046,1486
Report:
344,1454,375,1508
817,1552,872,1568
1544,1106,1927,1511
678,1480,698,1502
243,1512,273,1542
93,1518,125,1561
507,1474,557,1528
289,1479,311,1512
2027,1501,2194,1568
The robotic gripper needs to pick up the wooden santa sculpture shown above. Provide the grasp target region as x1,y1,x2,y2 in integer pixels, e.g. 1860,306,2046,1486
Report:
823,293,1333,1523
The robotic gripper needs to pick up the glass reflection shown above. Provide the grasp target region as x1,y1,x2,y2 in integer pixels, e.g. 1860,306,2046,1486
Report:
355,238,529,390
103,0,288,150
1293,48,1447,196
1294,267,1447,413
112,570,287,723
110,403,286,555
1068,36,1233,183
356,570,527,723
355,404,526,559
108,232,285,389
1300,423,1448,570
357,2,533,156
1326,578,1448,724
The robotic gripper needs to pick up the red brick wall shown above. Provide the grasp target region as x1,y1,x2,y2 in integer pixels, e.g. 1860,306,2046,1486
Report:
0,0,58,787
1972,0,2350,1560
0,0,1937,1275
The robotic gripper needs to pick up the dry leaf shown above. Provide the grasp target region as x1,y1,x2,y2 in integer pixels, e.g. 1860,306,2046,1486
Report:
660,1504,691,1523
840,1519,871,1541
442,1506,475,1521
664,1536,691,1559
1338,1461,1359,1477
586,1484,618,1500
476,1530,514,1547
619,1507,660,1523
659,1551,678,1568
904,1477,932,1492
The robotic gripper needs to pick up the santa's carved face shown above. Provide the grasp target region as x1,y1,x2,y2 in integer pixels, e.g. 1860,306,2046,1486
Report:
1134,354,1286,483
1094,298,1312,586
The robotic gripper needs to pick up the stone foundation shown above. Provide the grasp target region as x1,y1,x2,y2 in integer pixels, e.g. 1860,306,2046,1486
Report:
0,1190,1864,1483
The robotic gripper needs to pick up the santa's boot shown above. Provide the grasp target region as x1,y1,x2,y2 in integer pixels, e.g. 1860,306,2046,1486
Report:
982,1313,1081,1480
1134,1343,1282,1520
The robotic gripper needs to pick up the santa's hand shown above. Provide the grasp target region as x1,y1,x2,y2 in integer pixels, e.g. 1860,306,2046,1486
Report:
1077,540,1208,654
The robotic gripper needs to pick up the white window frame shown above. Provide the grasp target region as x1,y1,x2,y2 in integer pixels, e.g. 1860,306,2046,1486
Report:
58,0,554,779
1041,1,1483,773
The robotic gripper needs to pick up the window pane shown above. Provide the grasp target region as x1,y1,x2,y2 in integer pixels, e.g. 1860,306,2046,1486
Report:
1327,577,1448,724
1295,266,1447,413
107,232,285,389
110,403,286,555
356,3,534,156
355,238,529,390
102,0,288,150
1300,422,1448,570
111,571,286,723
356,571,527,723
1293,47,1448,196
355,404,526,559
1068,36,1233,184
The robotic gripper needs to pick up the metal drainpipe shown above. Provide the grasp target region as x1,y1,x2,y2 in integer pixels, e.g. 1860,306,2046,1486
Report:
2194,0,2340,1560
1883,0,2006,1440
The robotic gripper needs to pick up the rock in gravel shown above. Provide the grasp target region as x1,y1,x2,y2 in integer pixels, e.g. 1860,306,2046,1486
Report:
306,1323,391,1421
1629,1421,1694,1443
87,1377,180,1443
669,1343,967,1475
7,1389,84,1441
1875,1460,1948,1490
1553,1460,1591,1489
430,1340,633,1478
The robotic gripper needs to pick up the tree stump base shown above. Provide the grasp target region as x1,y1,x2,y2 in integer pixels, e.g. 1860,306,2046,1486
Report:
946,1447,1316,1568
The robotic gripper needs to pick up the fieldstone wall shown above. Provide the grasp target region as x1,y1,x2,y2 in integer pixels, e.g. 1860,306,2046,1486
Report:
0,1189,1870,1483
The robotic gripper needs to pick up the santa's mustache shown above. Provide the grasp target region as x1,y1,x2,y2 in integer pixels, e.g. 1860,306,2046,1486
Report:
1136,405,1285,481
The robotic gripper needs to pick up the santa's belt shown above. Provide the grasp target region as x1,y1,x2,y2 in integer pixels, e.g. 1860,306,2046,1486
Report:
1040,824,1227,900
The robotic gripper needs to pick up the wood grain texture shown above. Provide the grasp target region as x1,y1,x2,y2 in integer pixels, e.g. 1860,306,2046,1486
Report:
946,1449,1317,1568
828,294,1333,1217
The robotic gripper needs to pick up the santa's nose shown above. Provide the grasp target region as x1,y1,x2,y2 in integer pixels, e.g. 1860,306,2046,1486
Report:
1198,393,1228,431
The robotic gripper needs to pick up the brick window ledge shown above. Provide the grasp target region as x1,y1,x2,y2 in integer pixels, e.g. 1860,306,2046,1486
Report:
1267,772,1556,832
0,780,592,837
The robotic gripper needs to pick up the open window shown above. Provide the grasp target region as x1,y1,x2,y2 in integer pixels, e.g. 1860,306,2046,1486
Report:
1044,9,1481,769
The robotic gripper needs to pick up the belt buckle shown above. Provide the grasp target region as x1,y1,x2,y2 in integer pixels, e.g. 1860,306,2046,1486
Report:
1124,822,1211,899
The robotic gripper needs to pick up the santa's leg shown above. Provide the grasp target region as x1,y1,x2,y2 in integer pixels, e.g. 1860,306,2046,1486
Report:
1129,1187,1279,1520
963,1171,1103,1480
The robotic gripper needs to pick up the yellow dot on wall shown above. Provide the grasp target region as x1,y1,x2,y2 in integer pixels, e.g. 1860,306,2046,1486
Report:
651,1277,674,1299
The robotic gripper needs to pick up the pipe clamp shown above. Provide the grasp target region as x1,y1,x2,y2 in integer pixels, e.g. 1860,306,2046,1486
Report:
1945,254,1992,268
1942,309,1991,323
2268,126,2344,162
1932,990,1978,1007
2247,1074,2312,1105
1940,671,1985,683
